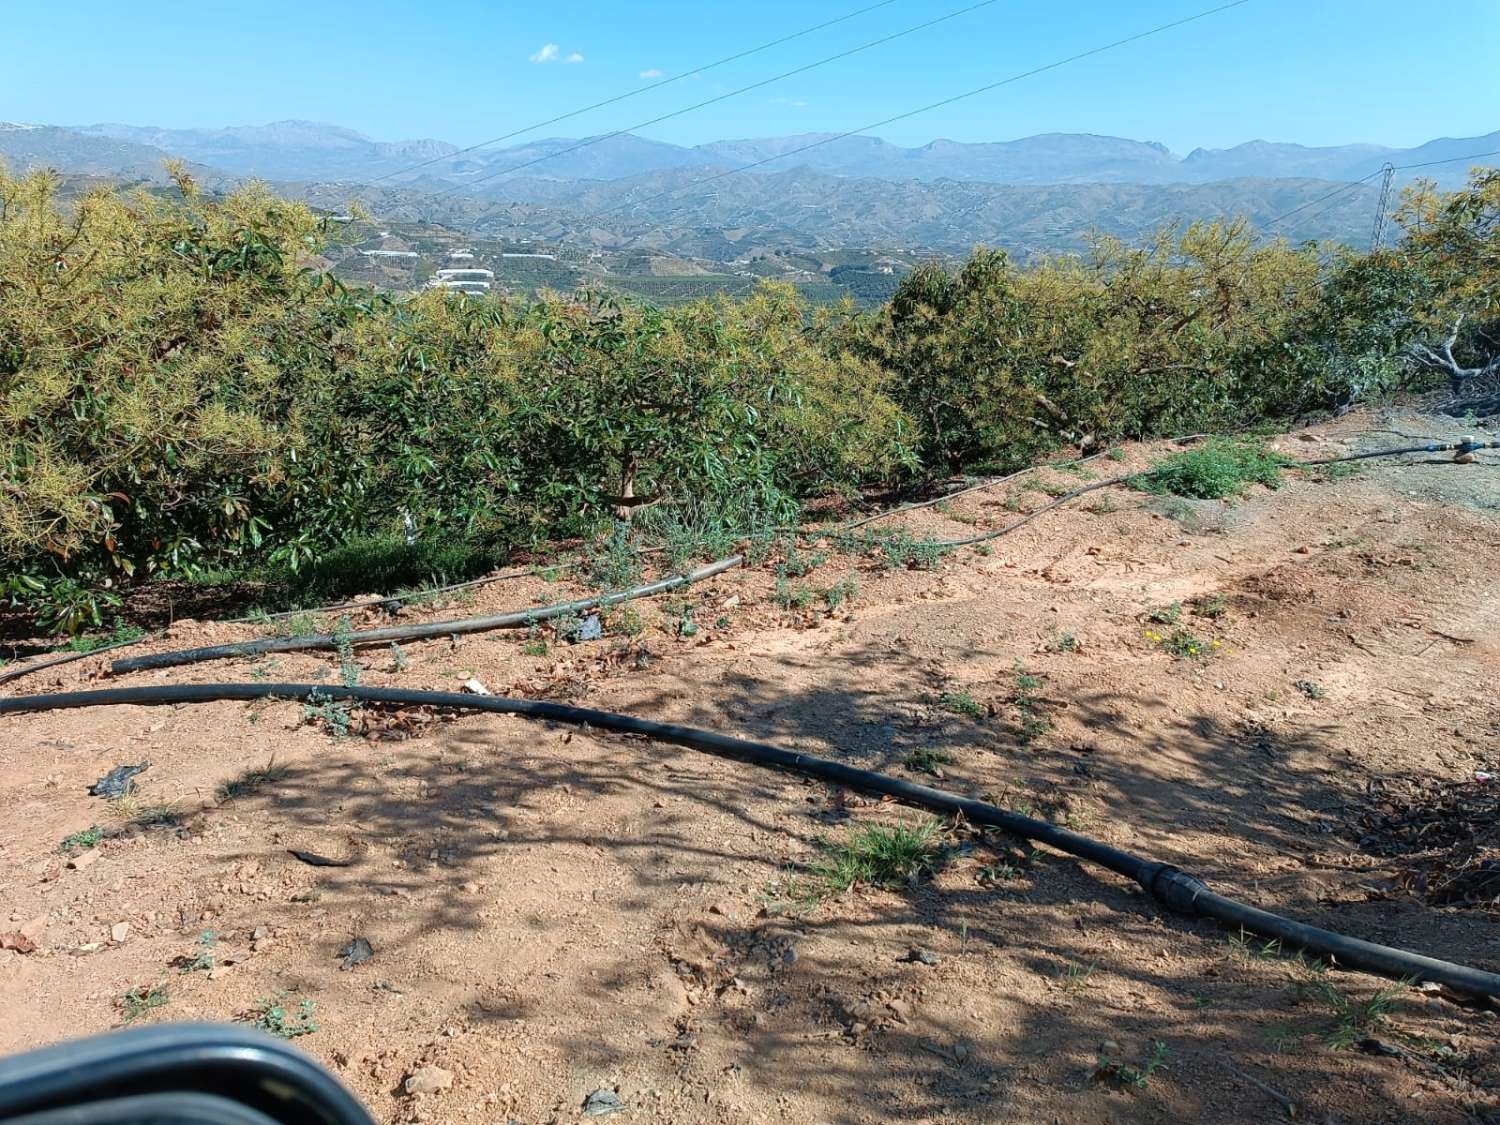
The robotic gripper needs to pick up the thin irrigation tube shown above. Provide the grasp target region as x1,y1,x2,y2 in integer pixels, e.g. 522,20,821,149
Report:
929,440,1500,549
111,556,743,674
3,681,1497,999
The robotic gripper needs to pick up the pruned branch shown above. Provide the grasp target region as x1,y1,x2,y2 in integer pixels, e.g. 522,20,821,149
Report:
1409,314,1500,390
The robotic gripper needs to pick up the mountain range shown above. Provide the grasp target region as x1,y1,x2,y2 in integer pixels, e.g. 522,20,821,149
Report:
53,120,1500,189
2,119,1494,260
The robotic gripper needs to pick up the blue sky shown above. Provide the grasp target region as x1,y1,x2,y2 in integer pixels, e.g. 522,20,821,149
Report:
3,0,1496,153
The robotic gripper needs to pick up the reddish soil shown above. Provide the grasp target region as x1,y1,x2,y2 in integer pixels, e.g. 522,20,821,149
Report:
2,408,1498,1124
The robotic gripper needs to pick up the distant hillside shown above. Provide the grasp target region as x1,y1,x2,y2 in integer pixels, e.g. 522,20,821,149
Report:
65,119,1500,190
76,120,459,182
294,169,1384,260
0,123,226,183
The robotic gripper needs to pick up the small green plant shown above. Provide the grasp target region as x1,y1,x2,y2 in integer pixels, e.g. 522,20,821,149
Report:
1095,1040,1169,1090
180,930,218,974
939,690,982,719
1137,439,1289,500
1106,446,1126,462
812,819,949,894
275,612,323,639
609,605,644,636
904,748,951,776
1294,679,1325,700
217,759,290,801
60,825,103,852
389,641,409,671
1147,627,1218,659
977,861,1019,884
1011,665,1053,744
121,984,169,1023
1302,977,1411,1049
1191,593,1230,619
64,617,146,653
246,993,319,1039
1057,959,1098,993
973,544,992,556
1318,460,1364,482
333,616,359,688
587,523,643,590
522,638,548,656
302,688,353,737
1055,632,1078,653
773,576,814,611
778,539,827,578
1147,602,1182,625
822,575,859,611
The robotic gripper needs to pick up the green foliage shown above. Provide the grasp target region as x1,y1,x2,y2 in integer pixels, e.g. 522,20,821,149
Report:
904,748,951,776
822,574,859,610
1095,1041,1170,1090
1137,439,1289,500
63,617,145,653
179,930,217,974
302,688,353,737
7,167,1493,617
939,690,982,719
59,825,103,852
121,985,169,1023
246,994,319,1039
812,819,948,893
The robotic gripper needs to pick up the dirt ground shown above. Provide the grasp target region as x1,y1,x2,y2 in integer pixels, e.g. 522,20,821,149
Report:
2,407,1498,1124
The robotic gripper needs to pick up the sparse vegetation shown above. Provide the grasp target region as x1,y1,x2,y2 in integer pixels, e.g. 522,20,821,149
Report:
60,825,103,852
939,689,982,719
904,748,951,776
1295,679,1326,700
121,985,169,1023
245,994,319,1039
179,930,217,974
1137,439,1289,500
811,819,949,894
1095,1040,1170,1090
217,760,290,801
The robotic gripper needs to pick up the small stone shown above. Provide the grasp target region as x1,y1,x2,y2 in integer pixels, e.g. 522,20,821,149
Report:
460,882,480,895
1100,1039,1121,1054
460,677,491,696
899,947,940,966
582,1088,625,1116
404,1065,453,1095
110,922,130,943
251,926,269,941
18,914,48,945
68,850,101,871
707,900,733,917
721,595,741,609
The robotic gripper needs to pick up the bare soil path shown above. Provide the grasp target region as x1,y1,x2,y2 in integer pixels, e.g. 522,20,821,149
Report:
2,409,1498,1124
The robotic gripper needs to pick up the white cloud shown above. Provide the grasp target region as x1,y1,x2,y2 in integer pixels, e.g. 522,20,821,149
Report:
530,43,584,65
639,68,664,79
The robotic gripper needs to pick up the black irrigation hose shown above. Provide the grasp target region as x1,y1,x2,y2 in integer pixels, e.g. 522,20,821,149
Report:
930,439,1500,549
112,557,742,675
3,681,1498,999
1296,439,1500,466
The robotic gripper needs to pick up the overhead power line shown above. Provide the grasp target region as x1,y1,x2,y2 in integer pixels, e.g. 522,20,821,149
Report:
590,0,1257,222
1266,146,1500,236
427,0,1007,200
367,0,904,186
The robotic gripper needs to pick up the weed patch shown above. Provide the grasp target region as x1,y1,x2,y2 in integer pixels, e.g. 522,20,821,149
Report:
244,993,319,1039
1137,439,1289,500
939,690,982,719
812,819,949,894
121,985,169,1023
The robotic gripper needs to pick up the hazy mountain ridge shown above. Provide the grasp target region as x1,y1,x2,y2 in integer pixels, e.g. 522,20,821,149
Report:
60,119,1500,189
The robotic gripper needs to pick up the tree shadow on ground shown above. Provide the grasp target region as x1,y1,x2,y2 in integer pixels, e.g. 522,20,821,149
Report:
201,645,1499,1122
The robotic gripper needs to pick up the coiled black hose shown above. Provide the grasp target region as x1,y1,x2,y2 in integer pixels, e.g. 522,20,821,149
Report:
111,556,742,675
4,681,1497,999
